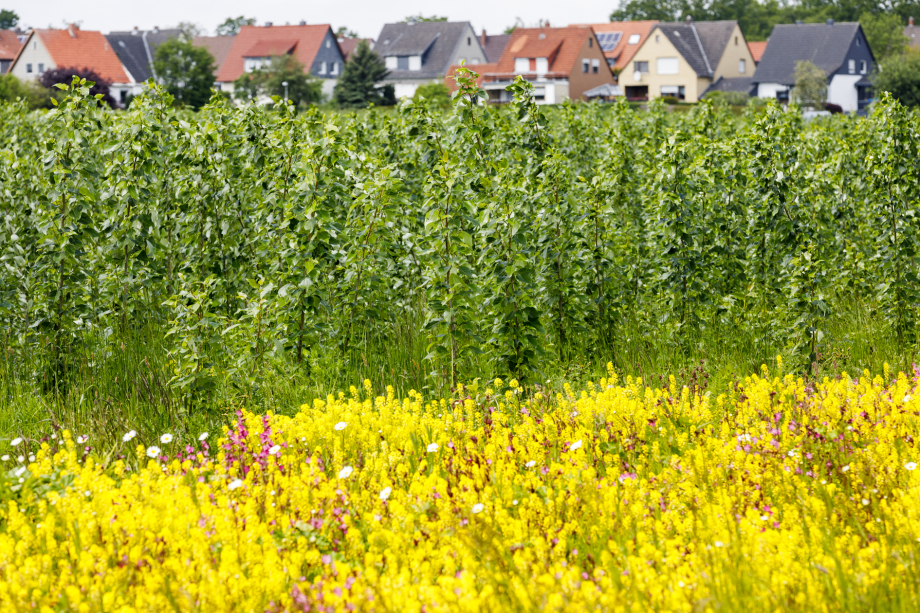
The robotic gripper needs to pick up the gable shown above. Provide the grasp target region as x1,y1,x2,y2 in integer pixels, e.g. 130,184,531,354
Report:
375,21,484,79
217,24,339,82
710,23,756,79
752,22,861,85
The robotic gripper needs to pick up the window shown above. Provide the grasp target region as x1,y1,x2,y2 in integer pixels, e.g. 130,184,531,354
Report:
408,55,422,70
735,36,738,45
657,57,679,74
533,86,546,101
661,85,685,100
588,37,593,47
535,57,548,74
739,59,746,73
592,58,600,73
331,62,339,75
860,60,867,74
628,33,640,44
397,56,409,70
385,56,398,69
582,58,589,73
776,89,789,103
38,63,44,73
655,34,660,42
514,57,529,73
848,59,855,74
120,90,127,103
634,60,649,74
325,39,331,48
470,58,480,64
26,63,32,73
596,32,623,51
467,37,471,45
319,61,327,74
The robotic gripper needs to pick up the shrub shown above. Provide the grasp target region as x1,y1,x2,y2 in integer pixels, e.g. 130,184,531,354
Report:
38,67,116,108
413,82,451,108
705,90,750,106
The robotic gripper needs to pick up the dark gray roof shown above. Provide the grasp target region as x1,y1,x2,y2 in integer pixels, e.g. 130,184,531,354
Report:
702,76,755,96
656,23,713,77
693,21,736,68
375,21,471,79
752,22,860,85
106,29,181,82
482,33,510,63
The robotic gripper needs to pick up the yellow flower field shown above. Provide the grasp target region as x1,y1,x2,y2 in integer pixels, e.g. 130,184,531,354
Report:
3,363,920,612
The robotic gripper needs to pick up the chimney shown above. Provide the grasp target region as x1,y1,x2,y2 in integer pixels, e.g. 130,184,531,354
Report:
299,20,306,26
826,18,834,26
132,26,139,35
686,15,692,23
67,23,77,37
153,25,159,33
265,21,273,27
481,28,487,46
911,16,915,26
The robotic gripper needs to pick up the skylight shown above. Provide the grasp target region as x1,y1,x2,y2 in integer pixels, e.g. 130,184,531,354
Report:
596,31,622,52
628,33,640,44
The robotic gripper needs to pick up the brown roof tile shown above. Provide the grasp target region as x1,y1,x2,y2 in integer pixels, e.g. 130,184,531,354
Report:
0,29,22,61
337,38,374,60
487,27,595,79
217,24,334,83
748,41,767,62
193,35,236,73
34,25,129,83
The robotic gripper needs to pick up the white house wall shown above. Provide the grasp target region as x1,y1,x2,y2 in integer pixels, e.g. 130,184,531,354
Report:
321,78,337,99
9,34,54,81
394,82,421,99
828,74,861,112
757,82,788,99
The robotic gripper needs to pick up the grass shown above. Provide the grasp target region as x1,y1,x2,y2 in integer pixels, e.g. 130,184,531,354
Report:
1,295,915,452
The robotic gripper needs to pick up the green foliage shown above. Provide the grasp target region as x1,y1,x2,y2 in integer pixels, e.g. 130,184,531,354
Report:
860,11,910,60
333,41,394,108
0,8,17,29
235,55,323,107
335,27,359,39
704,90,750,106
873,50,920,107
413,82,451,108
153,38,216,109
400,15,447,23
793,60,828,109
0,74,49,109
215,16,256,36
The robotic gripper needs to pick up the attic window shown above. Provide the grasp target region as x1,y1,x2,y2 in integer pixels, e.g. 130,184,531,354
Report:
856,38,860,46
589,38,593,47
538,33,546,39
735,36,738,45
326,40,331,48
628,34,640,44
655,34,660,42
467,36,471,45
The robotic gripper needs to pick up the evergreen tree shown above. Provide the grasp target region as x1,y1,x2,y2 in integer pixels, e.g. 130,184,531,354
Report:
333,40,395,108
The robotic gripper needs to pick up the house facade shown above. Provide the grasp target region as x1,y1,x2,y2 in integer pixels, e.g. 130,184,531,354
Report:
752,21,875,112
480,26,614,104
577,20,658,74
106,28,181,104
375,21,488,99
0,29,24,74
216,24,345,98
9,25,133,105
617,20,755,102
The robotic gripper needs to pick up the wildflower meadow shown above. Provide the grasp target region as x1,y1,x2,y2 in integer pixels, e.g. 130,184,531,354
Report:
1,74,920,610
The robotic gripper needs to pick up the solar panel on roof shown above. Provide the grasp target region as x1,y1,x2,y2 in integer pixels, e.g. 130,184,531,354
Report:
596,32,622,52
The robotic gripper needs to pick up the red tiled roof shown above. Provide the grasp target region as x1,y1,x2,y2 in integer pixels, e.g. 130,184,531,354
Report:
748,41,767,62
487,27,594,78
443,63,496,92
217,24,335,82
337,38,373,60
32,25,129,83
245,39,298,57
577,21,658,71
0,29,22,61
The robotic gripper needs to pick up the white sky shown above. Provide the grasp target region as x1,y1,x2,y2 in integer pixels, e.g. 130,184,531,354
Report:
8,0,616,39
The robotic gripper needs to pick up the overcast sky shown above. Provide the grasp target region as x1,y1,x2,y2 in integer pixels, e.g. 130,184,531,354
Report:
7,1,616,38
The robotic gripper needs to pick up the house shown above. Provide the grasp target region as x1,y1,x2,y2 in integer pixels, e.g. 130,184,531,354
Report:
374,21,488,98
337,37,374,60
193,35,237,80
905,16,919,50
480,26,615,104
480,30,511,62
105,27,181,104
8,25,133,104
0,29,24,74
617,19,755,102
752,21,875,112
575,20,658,73
216,24,345,97
748,41,767,65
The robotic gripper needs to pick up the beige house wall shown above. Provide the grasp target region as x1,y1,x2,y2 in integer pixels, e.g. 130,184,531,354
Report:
712,23,755,79
618,29,709,102
9,33,55,81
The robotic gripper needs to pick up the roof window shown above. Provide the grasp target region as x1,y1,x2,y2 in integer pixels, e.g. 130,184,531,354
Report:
597,32,622,51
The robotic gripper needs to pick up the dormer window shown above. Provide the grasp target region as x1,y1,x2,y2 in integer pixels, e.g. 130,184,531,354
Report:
514,57,529,73
628,34,640,44
386,55,422,70
244,57,270,72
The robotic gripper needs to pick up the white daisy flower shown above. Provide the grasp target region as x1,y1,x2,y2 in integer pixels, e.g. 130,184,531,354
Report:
76,435,89,444
338,466,354,479
146,446,161,458
199,432,209,441
905,462,917,471
570,440,582,451
10,437,22,447
123,430,137,442
525,460,536,468
160,433,173,444
379,486,392,501
228,479,243,490
268,445,281,455
427,443,439,453
334,422,347,431
472,503,484,514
